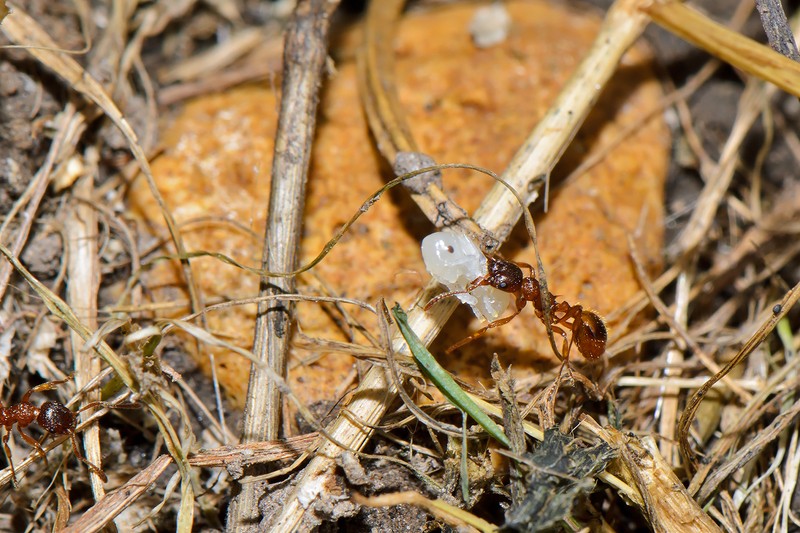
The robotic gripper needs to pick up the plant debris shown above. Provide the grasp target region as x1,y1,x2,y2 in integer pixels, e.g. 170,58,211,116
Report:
504,428,616,532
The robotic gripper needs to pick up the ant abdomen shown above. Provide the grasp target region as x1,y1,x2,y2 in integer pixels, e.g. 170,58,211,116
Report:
37,401,76,435
575,311,607,360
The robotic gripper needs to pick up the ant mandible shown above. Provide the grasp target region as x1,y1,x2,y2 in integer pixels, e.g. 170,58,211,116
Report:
425,256,607,363
0,375,109,484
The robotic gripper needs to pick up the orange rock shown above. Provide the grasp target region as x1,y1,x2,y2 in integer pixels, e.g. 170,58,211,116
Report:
129,0,669,412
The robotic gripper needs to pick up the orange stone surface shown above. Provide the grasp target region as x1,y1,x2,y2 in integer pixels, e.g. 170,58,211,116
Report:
128,0,670,413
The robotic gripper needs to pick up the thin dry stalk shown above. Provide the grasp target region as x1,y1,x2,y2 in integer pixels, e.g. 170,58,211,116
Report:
161,27,265,83
62,454,173,533
756,0,800,61
645,0,800,97
243,0,339,440
229,0,340,529
358,0,414,159
157,38,284,105
358,1,486,244
615,375,769,391
656,267,691,465
679,280,800,471
188,433,318,468
63,433,318,533
66,168,105,499
69,5,131,492
587,418,723,532
353,491,497,532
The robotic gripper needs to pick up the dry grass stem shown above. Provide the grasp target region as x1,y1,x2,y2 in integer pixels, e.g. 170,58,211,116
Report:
756,0,800,61
241,0,339,440
66,171,105,499
645,0,800,97
353,491,497,532
61,454,173,533
598,423,723,532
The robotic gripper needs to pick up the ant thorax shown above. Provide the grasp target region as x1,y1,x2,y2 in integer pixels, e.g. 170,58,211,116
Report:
421,232,513,321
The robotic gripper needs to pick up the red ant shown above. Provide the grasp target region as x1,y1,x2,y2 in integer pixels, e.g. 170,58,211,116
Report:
425,256,607,363
0,375,118,484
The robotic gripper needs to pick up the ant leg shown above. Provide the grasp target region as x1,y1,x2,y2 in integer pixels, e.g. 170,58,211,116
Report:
551,300,570,319
547,324,570,359
2,430,17,486
68,433,107,482
424,275,489,311
424,289,468,311
17,429,48,466
551,304,582,349
464,274,493,293
514,261,534,277
548,323,576,381
21,375,74,404
75,400,104,414
75,400,141,416
445,308,523,354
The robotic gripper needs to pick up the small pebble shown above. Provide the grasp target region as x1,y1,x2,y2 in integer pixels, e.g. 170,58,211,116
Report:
469,4,511,48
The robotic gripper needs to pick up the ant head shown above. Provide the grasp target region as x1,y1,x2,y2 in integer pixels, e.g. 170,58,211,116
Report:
486,257,523,292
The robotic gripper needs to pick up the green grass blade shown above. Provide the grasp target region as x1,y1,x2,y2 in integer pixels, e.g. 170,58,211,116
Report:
392,304,510,448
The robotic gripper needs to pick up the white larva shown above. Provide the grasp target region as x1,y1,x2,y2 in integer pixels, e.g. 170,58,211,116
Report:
421,232,513,322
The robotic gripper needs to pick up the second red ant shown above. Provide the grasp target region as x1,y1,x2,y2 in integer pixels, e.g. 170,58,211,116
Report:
425,256,607,364
0,375,134,485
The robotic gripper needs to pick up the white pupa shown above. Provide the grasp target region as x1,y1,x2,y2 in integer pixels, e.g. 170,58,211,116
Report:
421,232,513,321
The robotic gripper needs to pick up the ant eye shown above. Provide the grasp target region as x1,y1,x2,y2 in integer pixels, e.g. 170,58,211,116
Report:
498,281,507,288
